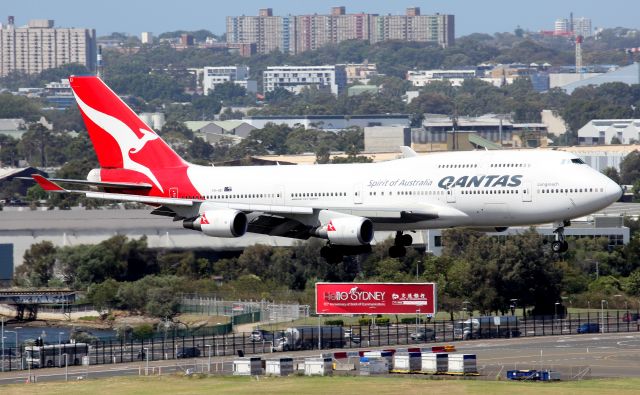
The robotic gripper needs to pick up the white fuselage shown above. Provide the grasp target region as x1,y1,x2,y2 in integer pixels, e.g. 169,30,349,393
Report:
184,149,621,231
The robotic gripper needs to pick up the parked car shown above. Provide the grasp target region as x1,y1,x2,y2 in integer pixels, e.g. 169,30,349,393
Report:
410,328,436,341
177,347,201,358
250,329,273,342
622,312,640,322
577,323,600,333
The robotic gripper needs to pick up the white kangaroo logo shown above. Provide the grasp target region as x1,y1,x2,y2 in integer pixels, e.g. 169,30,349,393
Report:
349,286,358,294
74,94,164,192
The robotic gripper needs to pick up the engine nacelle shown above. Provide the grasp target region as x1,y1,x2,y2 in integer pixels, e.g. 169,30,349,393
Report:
314,216,374,246
183,209,247,238
466,227,509,233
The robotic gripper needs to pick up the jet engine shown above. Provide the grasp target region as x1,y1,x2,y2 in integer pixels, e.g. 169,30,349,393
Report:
314,216,374,246
183,209,247,237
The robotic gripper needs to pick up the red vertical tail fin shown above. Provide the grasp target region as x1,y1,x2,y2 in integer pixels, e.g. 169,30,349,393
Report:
69,75,188,193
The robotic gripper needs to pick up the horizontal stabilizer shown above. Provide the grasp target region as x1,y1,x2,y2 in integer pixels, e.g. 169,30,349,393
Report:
30,174,67,192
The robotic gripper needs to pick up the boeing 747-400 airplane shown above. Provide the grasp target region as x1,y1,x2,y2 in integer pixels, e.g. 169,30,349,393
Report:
30,76,622,262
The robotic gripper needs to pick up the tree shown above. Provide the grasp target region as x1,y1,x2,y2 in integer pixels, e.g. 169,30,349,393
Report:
15,241,57,287
602,167,621,184
620,150,640,185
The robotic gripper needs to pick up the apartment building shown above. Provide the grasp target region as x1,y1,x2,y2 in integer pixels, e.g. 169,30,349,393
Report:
262,65,347,95
227,7,454,55
0,17,96,77
202,66,257,95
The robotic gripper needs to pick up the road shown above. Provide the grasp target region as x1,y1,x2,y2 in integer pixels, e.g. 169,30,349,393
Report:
1,331,639,385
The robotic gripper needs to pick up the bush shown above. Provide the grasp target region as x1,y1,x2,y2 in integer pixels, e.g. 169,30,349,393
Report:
131,323,155,340
400,317,423,324
324,319,344,326
359,318,372,326
375,317,390,326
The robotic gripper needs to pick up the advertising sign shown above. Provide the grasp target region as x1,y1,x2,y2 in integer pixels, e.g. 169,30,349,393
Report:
315,282,437,315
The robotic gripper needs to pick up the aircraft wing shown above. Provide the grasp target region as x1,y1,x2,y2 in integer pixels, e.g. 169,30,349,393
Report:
31,175,465,236
30,174,312,214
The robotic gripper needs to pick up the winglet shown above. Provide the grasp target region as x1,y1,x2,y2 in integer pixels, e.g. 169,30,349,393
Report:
400,146,418,158
32,174,67,192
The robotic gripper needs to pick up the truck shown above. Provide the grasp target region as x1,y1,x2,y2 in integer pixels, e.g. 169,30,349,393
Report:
273,326,344,351
454,316,520,340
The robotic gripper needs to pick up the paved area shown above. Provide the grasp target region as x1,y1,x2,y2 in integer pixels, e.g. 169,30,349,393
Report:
0,332,638,385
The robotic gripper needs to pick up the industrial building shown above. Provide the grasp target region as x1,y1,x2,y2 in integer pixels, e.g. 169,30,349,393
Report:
0,17,96,77
242,114,410,132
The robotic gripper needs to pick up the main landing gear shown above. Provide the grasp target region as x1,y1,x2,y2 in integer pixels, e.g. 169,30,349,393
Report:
389,231,413,258
551,220,570,253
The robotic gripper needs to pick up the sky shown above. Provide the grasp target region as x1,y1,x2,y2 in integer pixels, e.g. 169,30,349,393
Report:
3,0,640,38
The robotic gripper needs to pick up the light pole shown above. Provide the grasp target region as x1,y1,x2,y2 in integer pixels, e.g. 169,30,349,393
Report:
63,353,68,381
416,260,421,280
601,300,608,333
416,309,420,335
144,347,149,376
554,302,560,330
5,327,21,370
58,332,64,367
205,344,211,373
1,316,4,372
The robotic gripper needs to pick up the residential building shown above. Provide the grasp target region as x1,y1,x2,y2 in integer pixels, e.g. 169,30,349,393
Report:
407,69,478,87
226,8,295,54
554,18,570,34
343,63,378,84
141,31,153,44
0,17,96,77
573,17,592,37
262,65,347,96
371,10,454,48
202,66,257,95
226,7,454,55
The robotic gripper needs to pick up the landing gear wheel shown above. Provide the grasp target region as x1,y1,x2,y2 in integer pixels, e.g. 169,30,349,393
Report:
551,220,570,253
389,245,407,258
401,234,413,246
321,245,343,263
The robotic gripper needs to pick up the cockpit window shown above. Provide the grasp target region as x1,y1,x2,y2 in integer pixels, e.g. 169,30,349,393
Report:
571,158,585,164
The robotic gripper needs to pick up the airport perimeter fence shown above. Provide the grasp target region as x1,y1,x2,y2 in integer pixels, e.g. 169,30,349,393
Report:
179,295,309,324
1,310,638,372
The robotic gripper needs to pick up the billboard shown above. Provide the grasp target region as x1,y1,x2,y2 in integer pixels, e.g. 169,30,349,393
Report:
315,282,437,315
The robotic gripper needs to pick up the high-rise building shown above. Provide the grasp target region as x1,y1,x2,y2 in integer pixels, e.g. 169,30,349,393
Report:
371,11,454,47
263,65,347,95
0,18,96,77
227,7,454,55
226,9,295,54
573,17,592,38
554,18,570,34
141,32,153,44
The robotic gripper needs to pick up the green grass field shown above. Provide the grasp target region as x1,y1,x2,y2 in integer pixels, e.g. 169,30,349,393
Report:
4,375,640,395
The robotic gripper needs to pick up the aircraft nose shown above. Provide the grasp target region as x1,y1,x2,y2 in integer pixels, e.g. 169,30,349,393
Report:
605,178,623,203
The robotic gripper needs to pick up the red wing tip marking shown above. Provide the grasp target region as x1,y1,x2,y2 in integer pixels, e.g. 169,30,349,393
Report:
31,174,66,192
